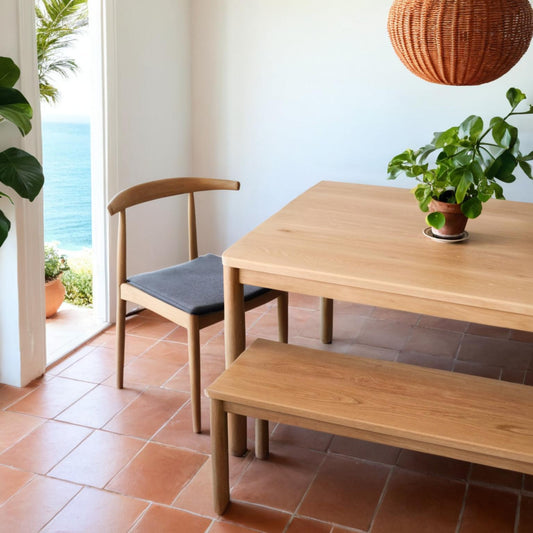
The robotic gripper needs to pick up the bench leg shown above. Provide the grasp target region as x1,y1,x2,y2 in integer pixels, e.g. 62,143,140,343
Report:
211,399,230,514
277,291,289,343
255,419,269,459
320,297,333,344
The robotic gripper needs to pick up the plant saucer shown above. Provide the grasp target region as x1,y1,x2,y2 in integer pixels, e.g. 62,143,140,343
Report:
423,227,470,243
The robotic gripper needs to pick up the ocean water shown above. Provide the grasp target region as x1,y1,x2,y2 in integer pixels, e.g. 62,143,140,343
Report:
42,120,92,251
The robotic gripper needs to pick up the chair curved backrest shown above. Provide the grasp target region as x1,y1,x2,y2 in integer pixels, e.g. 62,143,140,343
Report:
108,177,240,286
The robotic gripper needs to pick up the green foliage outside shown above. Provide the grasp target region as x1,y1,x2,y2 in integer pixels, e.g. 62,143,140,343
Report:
44,242,69,281
36,0,88,103
62,249,93,306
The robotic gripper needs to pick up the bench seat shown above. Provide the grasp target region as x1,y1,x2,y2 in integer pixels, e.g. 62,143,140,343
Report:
206,338,533,514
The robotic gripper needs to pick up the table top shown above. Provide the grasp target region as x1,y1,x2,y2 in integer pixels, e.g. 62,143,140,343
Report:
223,181,533,331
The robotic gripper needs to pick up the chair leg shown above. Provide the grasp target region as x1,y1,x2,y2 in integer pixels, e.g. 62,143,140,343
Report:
116,298,126,389
188,321,202,433
320,297,333,344
277,291,289,343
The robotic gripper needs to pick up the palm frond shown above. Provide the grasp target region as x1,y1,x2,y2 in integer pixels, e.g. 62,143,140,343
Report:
35,0,88,102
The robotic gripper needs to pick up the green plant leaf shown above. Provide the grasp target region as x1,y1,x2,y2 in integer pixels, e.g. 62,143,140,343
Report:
0,87,32,135
453,169,474,204
506,88,526,109
519,160,533,179
433,127,459,148
0,57,20,88
461,197,483,219
426,211,445,229
0,147,45,201
0,209,10,246
459,115,483,141
485,151,517,181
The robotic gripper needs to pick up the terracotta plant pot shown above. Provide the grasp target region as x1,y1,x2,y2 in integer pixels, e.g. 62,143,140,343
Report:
45,277,66,318
428,199,468,237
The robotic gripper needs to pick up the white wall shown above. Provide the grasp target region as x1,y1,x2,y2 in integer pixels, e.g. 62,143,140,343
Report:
191,0,533,253
108,0,192,283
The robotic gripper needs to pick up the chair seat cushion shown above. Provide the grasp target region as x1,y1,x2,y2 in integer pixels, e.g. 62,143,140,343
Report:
127,254,270,315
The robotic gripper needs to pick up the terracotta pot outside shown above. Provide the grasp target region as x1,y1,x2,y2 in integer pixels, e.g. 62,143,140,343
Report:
428,199,468,237
45,277,66,318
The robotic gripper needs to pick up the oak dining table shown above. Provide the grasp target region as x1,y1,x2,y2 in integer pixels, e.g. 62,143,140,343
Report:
222,180,533,456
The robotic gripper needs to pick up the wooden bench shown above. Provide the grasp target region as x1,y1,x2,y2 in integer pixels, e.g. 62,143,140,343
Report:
206,338,533,514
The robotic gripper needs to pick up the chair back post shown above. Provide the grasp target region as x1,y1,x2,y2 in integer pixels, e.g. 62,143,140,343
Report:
188,192,198,261
117,210,127,286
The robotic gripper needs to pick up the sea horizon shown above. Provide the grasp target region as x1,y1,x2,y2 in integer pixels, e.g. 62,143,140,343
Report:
42,119,92,253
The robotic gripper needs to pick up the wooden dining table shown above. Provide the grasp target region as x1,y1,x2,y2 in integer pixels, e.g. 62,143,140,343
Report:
222,180,533,456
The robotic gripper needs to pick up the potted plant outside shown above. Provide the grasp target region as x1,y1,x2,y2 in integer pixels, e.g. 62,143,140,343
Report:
0,56,45,246
387,88,533,238
44,243,69,317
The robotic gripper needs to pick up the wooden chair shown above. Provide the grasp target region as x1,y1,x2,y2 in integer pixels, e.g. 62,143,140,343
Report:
107,177,288,433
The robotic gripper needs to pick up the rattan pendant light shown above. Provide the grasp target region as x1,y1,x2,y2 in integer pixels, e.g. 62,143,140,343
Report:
388,0,533,85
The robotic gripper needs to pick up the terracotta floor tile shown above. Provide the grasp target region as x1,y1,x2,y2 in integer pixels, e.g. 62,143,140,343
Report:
511,329,533,343
457,335,532,369
46,344,96,376
270,424,333,452
55,384,139,428
121,355,186,387
467,323,510,339
396,450,470,480
131,504,212,532
42,486,147,532
0,383,35,409
0,420,91,474
127,317,178,339
0,475,80,533
7,377,95,419
0,464,33,505
372,469,465,533
153,399,212,454
405,327,462,358
345,342,398,361
469,464,523,490
286,517,331,533
500,367,526,384
174,454,254,517
103,387,188,439
299,455,390,529
58,346,117,383
418,316,469,332
328,436,400,465
334,300,374,317
88,331,157,355
48,430,144,488
458,485,518,533
107,441,207,504
140,339,190,365
452,361,502,379
397,351,454,370
209,521,265,533
355,318,413,350
0,411,44,452
518,495,533,533
371,307,420,325
231,442,324,512
218,501,291,533
288,293,320,309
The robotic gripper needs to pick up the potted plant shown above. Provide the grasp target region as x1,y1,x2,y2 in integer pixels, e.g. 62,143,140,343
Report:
387,87,533,238
44,243,69,317
0,56,45,246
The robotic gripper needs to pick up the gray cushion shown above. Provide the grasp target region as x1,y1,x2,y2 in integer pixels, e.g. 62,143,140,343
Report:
127,253,269,315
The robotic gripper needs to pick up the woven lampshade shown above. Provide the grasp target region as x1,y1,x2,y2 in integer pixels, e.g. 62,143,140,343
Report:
388,0,533,85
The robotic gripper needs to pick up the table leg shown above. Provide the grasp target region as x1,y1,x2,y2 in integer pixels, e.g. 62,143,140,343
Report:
320,297,333,344
211,398,229,514
223,265,247,456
